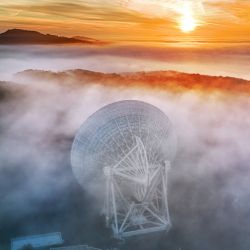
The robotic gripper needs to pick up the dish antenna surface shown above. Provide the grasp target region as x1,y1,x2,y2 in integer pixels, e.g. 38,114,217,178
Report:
71,100,176,238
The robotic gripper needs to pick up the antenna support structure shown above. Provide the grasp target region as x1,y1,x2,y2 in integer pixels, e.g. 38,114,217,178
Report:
104,136,171,238
71,100,176,239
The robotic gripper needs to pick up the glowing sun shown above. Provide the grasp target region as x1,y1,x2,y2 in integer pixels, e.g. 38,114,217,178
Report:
180,15,196,32
179,2,197,33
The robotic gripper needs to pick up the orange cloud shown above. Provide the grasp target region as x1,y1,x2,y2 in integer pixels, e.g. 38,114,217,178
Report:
0,0,249,43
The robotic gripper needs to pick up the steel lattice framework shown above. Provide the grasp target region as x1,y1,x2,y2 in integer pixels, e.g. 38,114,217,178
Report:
71,100,176,238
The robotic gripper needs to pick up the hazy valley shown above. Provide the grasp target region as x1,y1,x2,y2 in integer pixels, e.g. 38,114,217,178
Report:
1,67,250,249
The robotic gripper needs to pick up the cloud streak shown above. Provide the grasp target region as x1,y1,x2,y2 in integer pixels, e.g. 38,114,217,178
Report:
0,0,249,42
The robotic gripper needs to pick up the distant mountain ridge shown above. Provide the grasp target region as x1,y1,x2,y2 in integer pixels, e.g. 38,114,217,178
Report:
15,69,250,94
73,36,107,45
0,29,103,45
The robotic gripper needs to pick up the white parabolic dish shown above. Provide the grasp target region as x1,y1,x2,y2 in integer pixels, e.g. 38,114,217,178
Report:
71,100,176,202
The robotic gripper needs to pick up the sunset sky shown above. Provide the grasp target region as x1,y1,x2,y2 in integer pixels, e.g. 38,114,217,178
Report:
0,0,250,42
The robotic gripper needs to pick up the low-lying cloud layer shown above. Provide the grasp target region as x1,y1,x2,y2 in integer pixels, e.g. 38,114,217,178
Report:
0,68,250,249
1,44,250,82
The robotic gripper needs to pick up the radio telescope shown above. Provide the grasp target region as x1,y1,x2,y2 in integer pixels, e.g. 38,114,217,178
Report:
71,100,176,238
